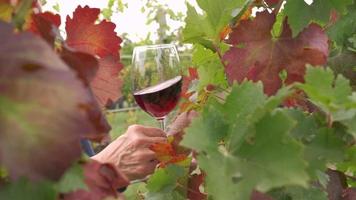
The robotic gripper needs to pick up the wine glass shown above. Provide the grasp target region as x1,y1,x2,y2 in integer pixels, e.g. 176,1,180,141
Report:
131,44,182,130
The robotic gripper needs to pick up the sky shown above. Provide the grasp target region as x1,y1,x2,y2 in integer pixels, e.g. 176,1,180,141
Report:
42,0,198,42
42,0,313,42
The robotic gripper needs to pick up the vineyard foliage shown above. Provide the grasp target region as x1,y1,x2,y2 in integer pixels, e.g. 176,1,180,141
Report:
0,0,356,200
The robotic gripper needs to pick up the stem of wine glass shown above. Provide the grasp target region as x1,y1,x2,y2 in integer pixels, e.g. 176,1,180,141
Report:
157,117,166,131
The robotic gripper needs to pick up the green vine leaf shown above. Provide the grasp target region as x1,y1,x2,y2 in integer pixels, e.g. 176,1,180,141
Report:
0,178,57,200
299,66,356,137
182,82,308,199
328,3,356,49
183,0,247,47
234,111,309,199
284,0,353,37
284,108,347,179
269,186,328,200
145,165,187,200
56,163,87,193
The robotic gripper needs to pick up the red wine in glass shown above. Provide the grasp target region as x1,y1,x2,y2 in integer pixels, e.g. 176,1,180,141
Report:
133,76,182,119
132,44,181,130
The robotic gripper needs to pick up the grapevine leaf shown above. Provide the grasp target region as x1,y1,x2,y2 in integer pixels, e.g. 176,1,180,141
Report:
328,50,356,89
60,47,99,86
343,188,356,200
305,128,346,178
223,11,328,95
62,160,129,200
284,0,353,37
283,109,346,178
328,4,356,48
190,44,228,91
183,3,214,50
65,6,121,58
251,190,274,200
337,147,356,177
197,58,228,91
182,99,228,152
65,6,123,107
11,0,33,30
184,91,309,199
301,67,352,105
0,1,14,22
183,0,247,47
192,44,216,66
234,111,309,199
167,111,199,146
149,140,189,168
299,67,356,137
223,82,266,152
146,191,186,200
187,173,206,200
145,165,186,200
56,163,87,193
123,182,147,200
271,9,284,38
0,22,107,181
146,165,184,192
269,186,328,200
91,55,123,107
28,12,61,46
196,0,245,37
326,169,348,200
282,109,318,140
181,67,198,99
0,178,57,200
197,154,238,200
264,0,280,7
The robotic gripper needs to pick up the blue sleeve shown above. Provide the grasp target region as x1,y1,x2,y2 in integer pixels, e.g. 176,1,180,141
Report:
80,139,95,157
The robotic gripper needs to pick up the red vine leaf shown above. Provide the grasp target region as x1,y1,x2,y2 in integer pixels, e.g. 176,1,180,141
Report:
60,47,99,86
91,55,123,108
181,67,198,99
0,22,108,181
327,169,348,200
28,12,61,46
251,190,274,200
220,6,253,41
149,111,198,167
61,160,129,200
264,0,280,7
223,11,328,95
282,90,317,112
188,173,207,200
65,6,123,107
65,6,121,58
149,140,188,168
343,188,356,200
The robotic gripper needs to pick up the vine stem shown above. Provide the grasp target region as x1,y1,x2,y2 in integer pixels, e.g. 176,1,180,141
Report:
214,43,228,70
272,0,284,15
327,113,333,128
345,174,356,182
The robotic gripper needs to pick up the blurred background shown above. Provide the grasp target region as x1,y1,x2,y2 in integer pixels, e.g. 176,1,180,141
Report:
41,0,195,138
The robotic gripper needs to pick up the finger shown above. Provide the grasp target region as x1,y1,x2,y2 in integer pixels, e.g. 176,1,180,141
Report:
134,148,157,161
139,126,166,137
136,136,167,147
140,160,159,177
